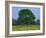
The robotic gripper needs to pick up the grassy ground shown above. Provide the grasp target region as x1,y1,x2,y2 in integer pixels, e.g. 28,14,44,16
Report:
12,25,40,31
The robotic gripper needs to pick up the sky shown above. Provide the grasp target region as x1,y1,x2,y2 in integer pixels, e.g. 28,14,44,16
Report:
12,7,40,21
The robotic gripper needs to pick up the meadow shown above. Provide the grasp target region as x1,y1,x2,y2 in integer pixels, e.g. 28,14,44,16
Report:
12,25,40,31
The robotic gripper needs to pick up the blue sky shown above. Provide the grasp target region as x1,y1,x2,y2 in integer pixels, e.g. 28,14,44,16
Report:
12,7,40,21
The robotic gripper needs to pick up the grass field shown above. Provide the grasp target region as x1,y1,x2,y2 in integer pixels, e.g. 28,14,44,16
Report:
12,25,40,31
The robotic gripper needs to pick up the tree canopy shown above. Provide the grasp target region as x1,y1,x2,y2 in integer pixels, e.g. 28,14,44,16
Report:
12,9,36,25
